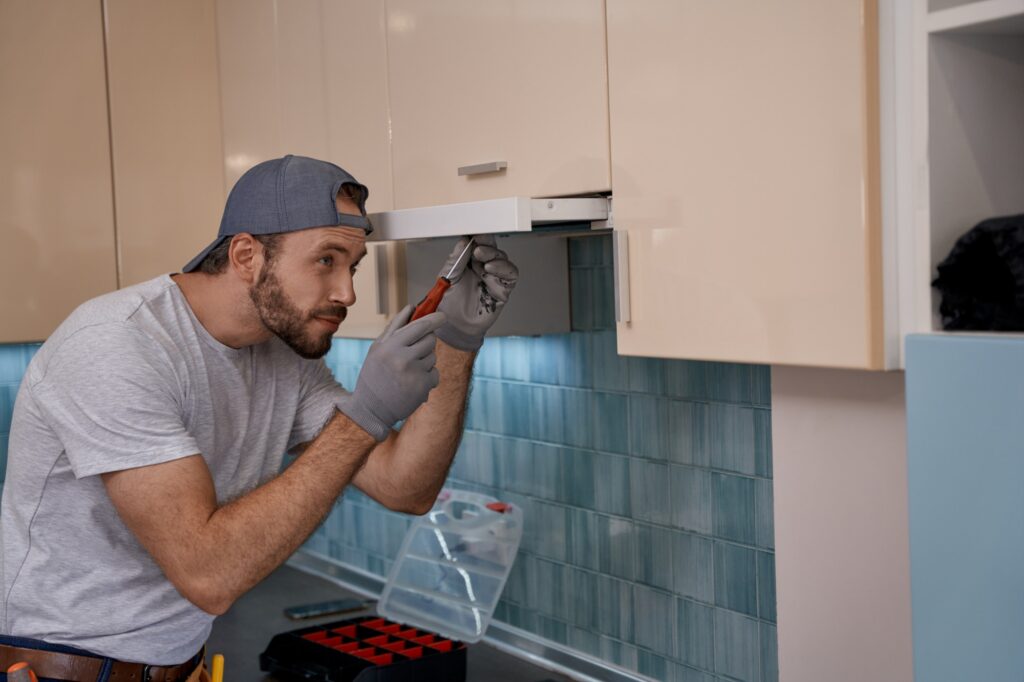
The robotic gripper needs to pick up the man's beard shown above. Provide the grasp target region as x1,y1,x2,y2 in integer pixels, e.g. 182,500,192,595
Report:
249,264,345,359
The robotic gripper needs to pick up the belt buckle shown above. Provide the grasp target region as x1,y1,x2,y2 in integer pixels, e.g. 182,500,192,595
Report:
140,664,154,682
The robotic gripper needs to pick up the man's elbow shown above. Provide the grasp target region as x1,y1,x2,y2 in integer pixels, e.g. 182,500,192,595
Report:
176,575,235,616
405,499,434,516
384,495,434,516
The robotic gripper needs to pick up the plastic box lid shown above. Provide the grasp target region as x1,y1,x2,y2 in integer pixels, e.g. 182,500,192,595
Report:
377,489,524,643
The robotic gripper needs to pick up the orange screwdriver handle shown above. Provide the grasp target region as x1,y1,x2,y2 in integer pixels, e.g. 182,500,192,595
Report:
411,278,451,321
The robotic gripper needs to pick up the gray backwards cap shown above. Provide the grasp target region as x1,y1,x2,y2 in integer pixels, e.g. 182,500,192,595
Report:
182,154,372,273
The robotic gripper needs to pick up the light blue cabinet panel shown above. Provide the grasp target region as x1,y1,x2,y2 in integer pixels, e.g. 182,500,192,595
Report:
906,335,1024,682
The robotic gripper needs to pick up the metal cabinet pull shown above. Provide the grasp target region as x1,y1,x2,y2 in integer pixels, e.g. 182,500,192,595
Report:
613,230,631,324
457,161,508,176
374,243,389,316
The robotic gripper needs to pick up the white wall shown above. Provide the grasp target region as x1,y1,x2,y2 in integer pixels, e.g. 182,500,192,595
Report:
772,367,913,682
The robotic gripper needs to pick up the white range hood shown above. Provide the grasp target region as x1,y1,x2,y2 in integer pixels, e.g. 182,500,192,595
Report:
367,196,611,241
362,195,625,339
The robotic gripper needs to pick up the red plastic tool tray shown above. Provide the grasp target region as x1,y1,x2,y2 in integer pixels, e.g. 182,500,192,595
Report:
259,615,467,681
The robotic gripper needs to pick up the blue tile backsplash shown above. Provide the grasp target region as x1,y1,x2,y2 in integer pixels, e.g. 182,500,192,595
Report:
0,343,41,484
312,235,777,682
0,235,776,681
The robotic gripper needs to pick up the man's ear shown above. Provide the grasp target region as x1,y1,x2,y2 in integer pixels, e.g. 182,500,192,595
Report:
227,233,261,283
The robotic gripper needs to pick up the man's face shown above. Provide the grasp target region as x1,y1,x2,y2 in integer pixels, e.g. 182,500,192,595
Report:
249,194,368,359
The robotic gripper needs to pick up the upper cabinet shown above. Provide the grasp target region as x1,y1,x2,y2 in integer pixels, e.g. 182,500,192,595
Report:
216,0,401,339
901,0,1024,338
104,0,226,286
607,0,887,369
5,0,944,361
216,0,393,209
0,0,118,343
385,0,611,209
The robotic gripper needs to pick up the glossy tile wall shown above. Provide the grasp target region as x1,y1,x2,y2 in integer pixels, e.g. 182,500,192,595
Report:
309,236,778,682
0,344,41,485
0,237,776,681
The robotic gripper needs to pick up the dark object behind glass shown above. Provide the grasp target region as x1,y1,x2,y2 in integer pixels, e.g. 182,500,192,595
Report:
933,214,1024,331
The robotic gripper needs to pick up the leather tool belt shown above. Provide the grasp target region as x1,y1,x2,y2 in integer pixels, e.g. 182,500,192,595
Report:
0,643,203,682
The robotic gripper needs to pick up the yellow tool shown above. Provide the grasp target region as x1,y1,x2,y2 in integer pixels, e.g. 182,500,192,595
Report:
210,653,225,682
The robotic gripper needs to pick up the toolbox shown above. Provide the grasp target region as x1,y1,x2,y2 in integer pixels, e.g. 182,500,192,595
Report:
260,490,524,681
259,615,467,682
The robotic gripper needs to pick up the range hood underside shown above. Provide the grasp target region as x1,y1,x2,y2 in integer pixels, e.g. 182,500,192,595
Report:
367,196,612,241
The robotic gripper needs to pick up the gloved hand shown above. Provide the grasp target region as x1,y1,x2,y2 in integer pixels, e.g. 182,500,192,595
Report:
335,304,445,441
435,235,519,351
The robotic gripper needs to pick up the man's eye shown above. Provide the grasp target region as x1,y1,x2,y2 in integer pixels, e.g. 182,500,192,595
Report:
318,256,334,266
350,264,359,275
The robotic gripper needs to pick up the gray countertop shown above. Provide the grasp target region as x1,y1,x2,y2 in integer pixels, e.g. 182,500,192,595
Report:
207,565,572,682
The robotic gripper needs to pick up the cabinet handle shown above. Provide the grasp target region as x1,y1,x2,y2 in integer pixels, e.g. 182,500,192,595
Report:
457,161,508,176
613,230,631,324
374,244,389,316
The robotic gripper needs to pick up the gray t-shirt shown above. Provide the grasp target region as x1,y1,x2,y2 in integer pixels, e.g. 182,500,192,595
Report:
0,274,348,664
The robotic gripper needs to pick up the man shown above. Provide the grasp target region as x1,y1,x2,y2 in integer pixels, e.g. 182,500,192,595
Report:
0,155,517,680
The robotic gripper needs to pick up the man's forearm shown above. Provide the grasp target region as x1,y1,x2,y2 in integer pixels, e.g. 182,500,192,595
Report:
187,413,375,612
103,409,377,615
351,340,475,513
198,338,474,610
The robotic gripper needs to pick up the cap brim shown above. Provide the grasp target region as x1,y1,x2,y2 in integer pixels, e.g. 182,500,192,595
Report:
182,235,228,273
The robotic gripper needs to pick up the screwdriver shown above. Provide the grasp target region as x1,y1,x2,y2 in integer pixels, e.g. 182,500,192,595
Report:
411,238,475,321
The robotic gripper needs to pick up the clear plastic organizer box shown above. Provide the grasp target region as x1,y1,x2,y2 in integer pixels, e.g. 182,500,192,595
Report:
377,489,524,643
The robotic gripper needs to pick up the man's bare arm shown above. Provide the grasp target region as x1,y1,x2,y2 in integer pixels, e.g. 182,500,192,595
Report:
102,305,449,616
102,412,374,616
350,340,475,513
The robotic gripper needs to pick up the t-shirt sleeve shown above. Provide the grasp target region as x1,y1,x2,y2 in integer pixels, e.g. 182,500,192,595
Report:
288,358,350,449
31,324,200,478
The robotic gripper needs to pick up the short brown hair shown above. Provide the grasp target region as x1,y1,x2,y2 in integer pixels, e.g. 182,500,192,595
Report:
197,233,282,275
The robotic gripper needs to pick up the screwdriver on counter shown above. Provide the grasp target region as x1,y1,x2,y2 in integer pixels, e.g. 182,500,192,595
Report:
410,238,475,321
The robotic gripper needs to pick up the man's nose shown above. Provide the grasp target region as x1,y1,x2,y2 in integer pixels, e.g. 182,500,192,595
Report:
330,272,356,307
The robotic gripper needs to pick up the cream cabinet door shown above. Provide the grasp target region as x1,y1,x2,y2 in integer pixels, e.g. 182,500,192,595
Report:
385,0,611,209
105,0,226,286
0,0,118,342
216,0,401,339
607,0,884,369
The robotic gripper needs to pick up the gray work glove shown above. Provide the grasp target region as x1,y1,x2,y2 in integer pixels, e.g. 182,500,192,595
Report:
435,235,519,351
335,304,445,441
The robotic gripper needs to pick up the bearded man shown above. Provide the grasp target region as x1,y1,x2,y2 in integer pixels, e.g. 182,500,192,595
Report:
0,155,518,680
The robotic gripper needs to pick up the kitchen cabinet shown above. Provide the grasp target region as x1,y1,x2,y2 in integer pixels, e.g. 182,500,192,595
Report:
215,0,402,338
607,0,887,369
385,0,610,209
900,0,1024,336
104,0,226,287
0,0,118,342
905,334,1024,682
